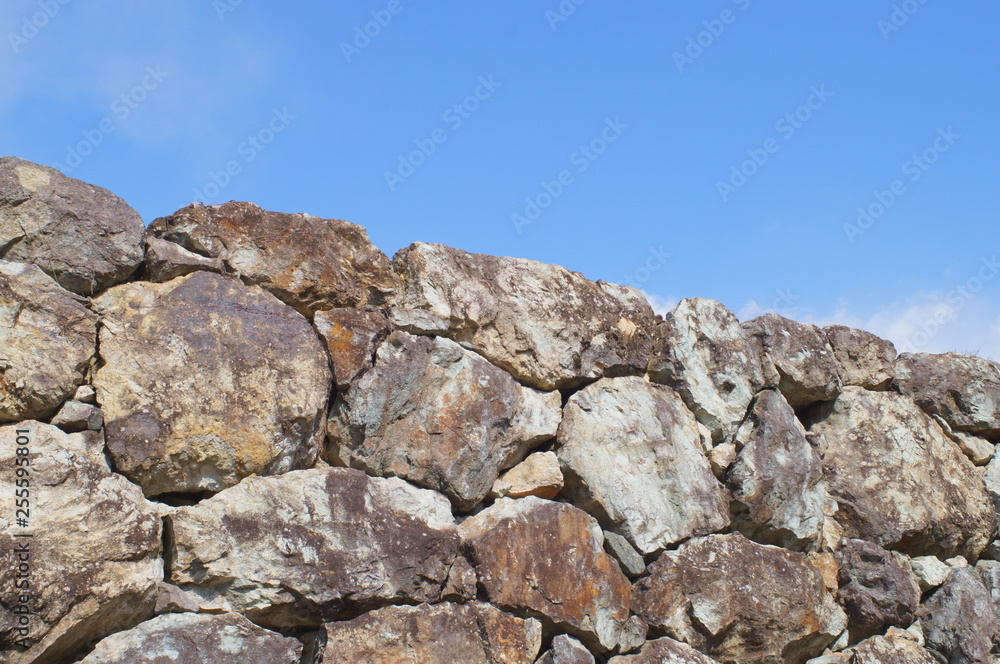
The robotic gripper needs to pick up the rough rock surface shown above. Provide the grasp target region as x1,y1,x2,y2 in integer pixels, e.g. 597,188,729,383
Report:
604,531,647,578
0,422,162,664
894,352,1000,440
0,260,97,422
537,634,596,664
834,539,920,643
727,388,826,551
390,242,655,390
142,235,224,282
846,634,940,664
50,399,103,432
93,271,331,496
823,325,896,390
76,612,302,664
647,297,765,444
743,313,843,407
320,602,541,664
0,157,145,295
918,568,999,664
146,201,400,315
169,468,464,629
490,451,564,500
327,331,561,510
313,307,392,389
809,387,996,558
557,377,729,555
458,497,632,652
632,533,846,664
608,637,724,664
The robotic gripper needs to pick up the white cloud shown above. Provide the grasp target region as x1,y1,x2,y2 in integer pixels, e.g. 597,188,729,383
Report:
640,291,678,317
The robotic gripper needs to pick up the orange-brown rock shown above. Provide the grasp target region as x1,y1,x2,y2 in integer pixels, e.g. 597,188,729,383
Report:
313,307,392,389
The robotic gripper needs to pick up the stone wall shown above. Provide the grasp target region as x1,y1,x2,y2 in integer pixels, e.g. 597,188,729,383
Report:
2,156,999,663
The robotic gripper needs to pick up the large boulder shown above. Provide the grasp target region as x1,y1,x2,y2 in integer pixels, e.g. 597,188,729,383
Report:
76,612,302,664
557,376,729,555
894,352,1000,440
726,388,826,551
647,297,765,444
846,634,941,664
458,497,633,653
632,533,846,664
808,387,995,559
319,602,541,664
327,331,561,510
0,261,97,423
833,539,920,643
537,635,596,664
390,242,655,390
918,568,999,664
169,468,466,629
742,313,843,407
0,422,163,664
823,325,896,390
93,271,331,496
608,638,723,664
0,157,144,295
145,201,400,315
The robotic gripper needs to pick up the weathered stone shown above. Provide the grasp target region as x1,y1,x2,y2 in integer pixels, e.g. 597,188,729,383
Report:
984,448,1000,516
846,634,940,664
823,325,896,390
152,582,225,616
834,539,920,643
608,638,723,664
490,450,563,500
146,201,400,315
73,384,96,404
707,442,737,480
93,271,331,496
458,497,632,652
169,468,463,629
320,602,541,664
918,568,999,664
936,415,997,465
632,533,847,664
0,422,162,664
0,261,97,423
894,352,1000,440
537,634,596,664
327,331,560,510
0,157,145,295
910,556,953,592
743,313,843,407
391,242,654,390
142,236,224,282
975,560,1000,621
727,389,826,551
604,531,647,578
76,612,302,664
50,399,103,432
557,377,729,555
313,307,392,389
647,298,765,443
809,387,996,559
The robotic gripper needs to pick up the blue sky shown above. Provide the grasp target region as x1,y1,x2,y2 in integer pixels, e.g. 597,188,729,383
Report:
3,0,998,358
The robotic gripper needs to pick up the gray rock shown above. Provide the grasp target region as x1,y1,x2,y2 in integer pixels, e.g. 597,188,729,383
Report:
390,242,655,390
846,634,940,664
975,560,1000,621
142,236,225,282
608,638,724,664
538,634,596,664
327,331,561,510
313,307,392,389
910,556,954,592
73,384,96,404
834,539,920,643
50,399,103,432
604,531,647,578
823,325,896,390
557,376,730,555
918,568,999,664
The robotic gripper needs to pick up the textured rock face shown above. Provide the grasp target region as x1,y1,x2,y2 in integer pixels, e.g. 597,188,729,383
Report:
809,387,996,558
846,634,940,664
918,568,999,664
632,533,846,664
727,388,826,551
458,497,632,652
608,638,723,664
537,634,596,664
390,242,655,390
491,451,564,500
834,539,920,643
320,602,541,664
0,157,145,295
743,313,843,407
76,612,303,664
313,307,392,389
93,271,331,496
145,201,400,315
894,352,1000,440
647,298,765,444
557,377,729,555
142,236,224,282
327,331,561,510
823,325,896,390
169,468,464,629
0,422,162,664
0,261,97,423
